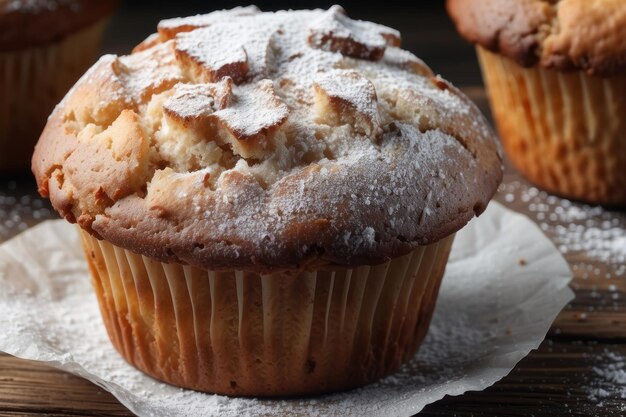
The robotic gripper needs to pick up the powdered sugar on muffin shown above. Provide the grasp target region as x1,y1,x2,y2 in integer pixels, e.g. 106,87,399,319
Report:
33,6,502,270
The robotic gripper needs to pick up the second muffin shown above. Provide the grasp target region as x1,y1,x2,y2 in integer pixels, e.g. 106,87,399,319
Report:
448,0,626,206
33,6,502,396
0,0,119,173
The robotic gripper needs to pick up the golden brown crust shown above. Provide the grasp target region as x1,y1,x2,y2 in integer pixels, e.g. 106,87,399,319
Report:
307,5,401,61
0,0,120,51
447,0,626,76
33,7,503,272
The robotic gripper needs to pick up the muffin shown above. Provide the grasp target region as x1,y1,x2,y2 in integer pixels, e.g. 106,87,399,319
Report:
0,0,119,173
32,6,502,396
447,0,626,206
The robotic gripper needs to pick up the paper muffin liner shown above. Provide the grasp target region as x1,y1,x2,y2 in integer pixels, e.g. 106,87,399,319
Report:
0,20,107,173
477,47,626,206
79,229,456,397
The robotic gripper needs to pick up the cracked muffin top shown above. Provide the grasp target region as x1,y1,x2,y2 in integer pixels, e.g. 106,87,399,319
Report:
32,5,502,272
447,0,626,76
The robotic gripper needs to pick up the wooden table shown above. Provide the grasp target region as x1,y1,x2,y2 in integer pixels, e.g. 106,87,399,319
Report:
1,4,625,416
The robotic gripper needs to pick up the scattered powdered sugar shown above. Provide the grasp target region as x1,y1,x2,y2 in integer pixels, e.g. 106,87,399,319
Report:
499,181,626,278
0,203,573,416
0,180,52,241
498,175,625,410
585,349,626,407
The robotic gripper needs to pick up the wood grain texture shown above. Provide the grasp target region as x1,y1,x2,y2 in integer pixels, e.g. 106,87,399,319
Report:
0,354,132,416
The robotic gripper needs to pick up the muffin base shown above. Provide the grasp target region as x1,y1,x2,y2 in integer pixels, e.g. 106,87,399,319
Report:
0,20,107,174
79,230,455,397
477,47,626,206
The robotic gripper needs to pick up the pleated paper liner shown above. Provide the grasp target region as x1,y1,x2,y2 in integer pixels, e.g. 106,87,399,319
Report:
79,229,455,397
0,20,107,173
477,47,626,206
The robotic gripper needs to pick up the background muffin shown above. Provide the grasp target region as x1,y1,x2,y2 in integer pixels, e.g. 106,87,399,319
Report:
0,0,119,174
32,6,502,396
447,0,626,206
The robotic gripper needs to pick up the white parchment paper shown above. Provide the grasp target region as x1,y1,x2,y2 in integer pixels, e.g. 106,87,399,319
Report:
0,202,573,416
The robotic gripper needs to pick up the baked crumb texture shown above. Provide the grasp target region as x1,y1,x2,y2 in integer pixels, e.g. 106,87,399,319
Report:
33,5,502,271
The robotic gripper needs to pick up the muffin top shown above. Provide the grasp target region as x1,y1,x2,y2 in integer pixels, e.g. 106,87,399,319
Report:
33,6,502,272
447,0,626,76
0,0,119,51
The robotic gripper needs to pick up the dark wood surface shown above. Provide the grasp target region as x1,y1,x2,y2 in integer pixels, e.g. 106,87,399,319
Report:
1,4,625,416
